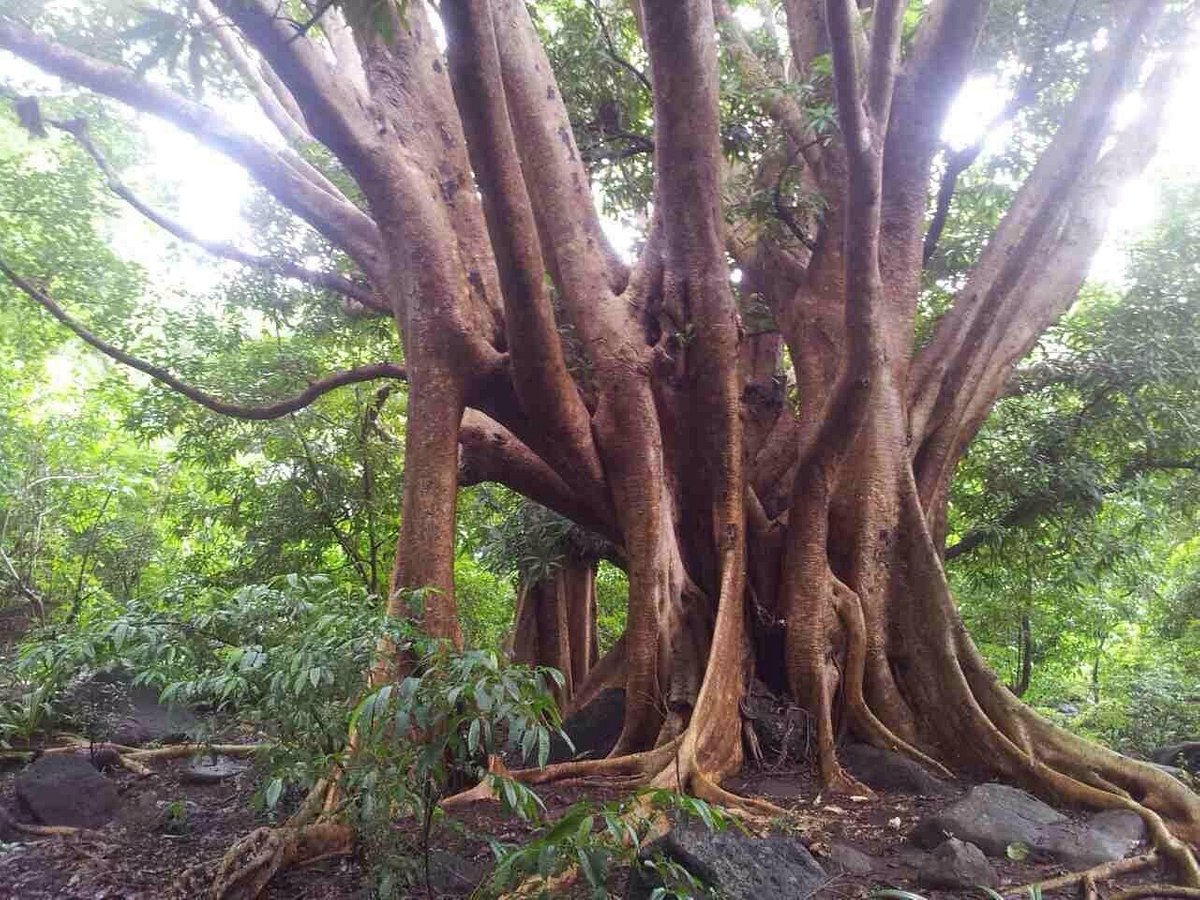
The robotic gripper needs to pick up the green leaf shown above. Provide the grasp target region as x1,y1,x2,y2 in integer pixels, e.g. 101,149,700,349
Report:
264,777,284,810
1005,841,1030,861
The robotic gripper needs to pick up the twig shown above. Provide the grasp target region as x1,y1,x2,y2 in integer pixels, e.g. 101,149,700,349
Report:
1006,852,1158,896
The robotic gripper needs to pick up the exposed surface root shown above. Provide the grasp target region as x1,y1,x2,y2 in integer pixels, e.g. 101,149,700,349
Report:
830,579,952,780
1006,852,1158,896
1110,887,1200,900
508,735,684,786
172,822,353,900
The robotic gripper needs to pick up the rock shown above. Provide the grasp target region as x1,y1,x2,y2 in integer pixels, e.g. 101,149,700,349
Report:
1036,810,1146,868
112,686,198,746
68,670,198,746
627,820,827,899
0,806,22,843
1147,762,1193,785
841,743,954,796
428,849,487,893
827,841,877,875
911,783,1066,856
917,838,998,890
181,756,248,784
14,755,119,829
547,689,625,764
1152,742,1200,774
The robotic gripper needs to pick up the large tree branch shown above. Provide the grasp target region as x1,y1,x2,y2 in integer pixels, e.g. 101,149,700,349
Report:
866,0,905,125
0,18,385,282
490,0,631,317
458,410,614,541
877,0,988,317
306,4,370,100
0,257,406,420
443,0,609,515
195,0,313,147
920,1,1085,267
52,117,387,315
908,2,1164,447
211,0,385,181
910,22,1182,516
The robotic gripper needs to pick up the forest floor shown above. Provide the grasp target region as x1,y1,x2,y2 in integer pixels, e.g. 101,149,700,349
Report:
0,748,1184,899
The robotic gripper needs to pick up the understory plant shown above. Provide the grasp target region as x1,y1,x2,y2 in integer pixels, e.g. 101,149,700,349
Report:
345,634,567,898
488,788,736,900
0,575,394,768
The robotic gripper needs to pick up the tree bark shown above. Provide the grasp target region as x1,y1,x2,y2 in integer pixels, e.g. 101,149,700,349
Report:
509,559,599,707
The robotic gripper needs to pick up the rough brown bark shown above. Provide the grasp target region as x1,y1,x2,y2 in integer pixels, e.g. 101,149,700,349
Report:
509,559,599,707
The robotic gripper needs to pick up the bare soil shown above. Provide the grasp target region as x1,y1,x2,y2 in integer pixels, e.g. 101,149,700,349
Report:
0,749,1183,899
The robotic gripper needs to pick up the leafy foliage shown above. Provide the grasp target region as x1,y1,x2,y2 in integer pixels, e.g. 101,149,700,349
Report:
489,788,735,900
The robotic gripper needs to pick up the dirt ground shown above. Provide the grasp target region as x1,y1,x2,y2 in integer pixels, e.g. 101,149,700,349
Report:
0,745,1186,899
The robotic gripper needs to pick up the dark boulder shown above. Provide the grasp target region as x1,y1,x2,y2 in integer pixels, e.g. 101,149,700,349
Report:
1152,742,1200,774
840,742,955,796
627,820,828,899
15,754,119,829
911,783,1066,856
180,755,248,784
547,689,625,764
67,670,198,747
917,838,998,890
826,841,877,876
1036,810,1146,868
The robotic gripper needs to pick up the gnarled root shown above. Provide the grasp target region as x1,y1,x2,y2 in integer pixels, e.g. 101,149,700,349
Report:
172,822,353,900
17,740,262,779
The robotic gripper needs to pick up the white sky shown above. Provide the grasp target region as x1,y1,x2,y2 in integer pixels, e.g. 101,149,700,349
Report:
2,11,1198,299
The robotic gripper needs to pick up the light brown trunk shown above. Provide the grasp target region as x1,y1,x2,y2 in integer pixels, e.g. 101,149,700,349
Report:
508,558,598,706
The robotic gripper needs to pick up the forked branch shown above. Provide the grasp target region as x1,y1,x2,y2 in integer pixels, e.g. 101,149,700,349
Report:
0,258,406,421
0,18,384,279
51,117,386,314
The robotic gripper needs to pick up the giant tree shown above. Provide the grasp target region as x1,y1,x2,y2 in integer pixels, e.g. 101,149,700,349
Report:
2,0,1199,892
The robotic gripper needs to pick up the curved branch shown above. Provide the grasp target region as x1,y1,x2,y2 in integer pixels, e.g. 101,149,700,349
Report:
583,0,652,97
0,17,384,280
53,118,387,315
194,0,312,147
458,410,614,541
0,257,406,420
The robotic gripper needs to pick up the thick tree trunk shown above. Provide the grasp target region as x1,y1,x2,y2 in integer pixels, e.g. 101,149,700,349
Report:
509,559,599,706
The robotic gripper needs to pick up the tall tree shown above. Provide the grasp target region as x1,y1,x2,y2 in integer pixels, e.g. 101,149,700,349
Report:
2,0,1198,891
